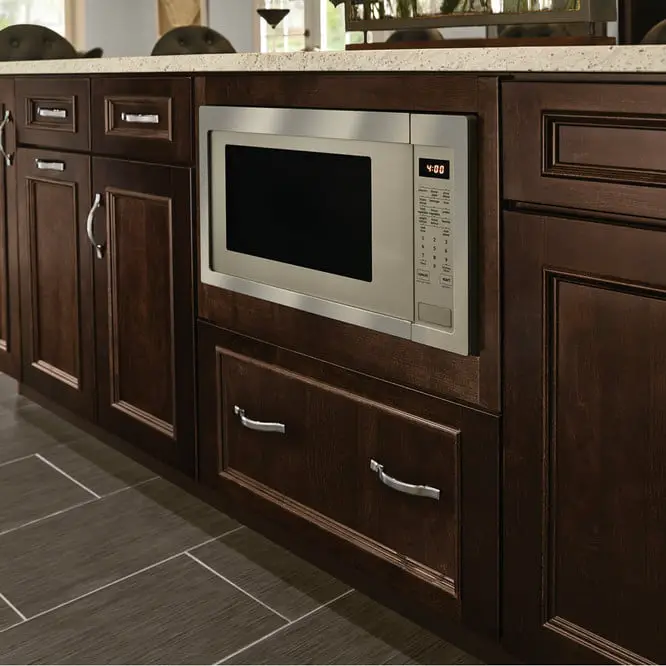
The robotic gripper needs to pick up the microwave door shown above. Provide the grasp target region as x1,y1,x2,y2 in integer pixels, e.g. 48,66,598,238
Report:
205,129,414,330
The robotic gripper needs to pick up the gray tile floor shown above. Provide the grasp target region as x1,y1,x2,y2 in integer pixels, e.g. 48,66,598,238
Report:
0,374,483,665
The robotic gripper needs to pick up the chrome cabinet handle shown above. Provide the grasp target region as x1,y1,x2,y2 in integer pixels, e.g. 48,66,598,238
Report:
234,405,285,434
35,159,64,172
0,109,13,167
369,459,440,501
120,112,159,124
37,107,67,119
86,193,104,259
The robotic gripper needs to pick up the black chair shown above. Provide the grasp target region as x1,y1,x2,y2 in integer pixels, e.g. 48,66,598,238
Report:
151,26,235,56
641,19,666,44
0,24,102,61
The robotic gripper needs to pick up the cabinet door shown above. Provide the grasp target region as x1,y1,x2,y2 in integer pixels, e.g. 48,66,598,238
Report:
504,211,666,665
91,157,195,474
0,79,20,378
17,149,95,418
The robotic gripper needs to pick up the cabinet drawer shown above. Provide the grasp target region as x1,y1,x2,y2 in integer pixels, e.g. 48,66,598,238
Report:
219,350,361,529
198,323,500,634
15,78,90,151
503,82,666,220
216,346,465,592
91,77,192,164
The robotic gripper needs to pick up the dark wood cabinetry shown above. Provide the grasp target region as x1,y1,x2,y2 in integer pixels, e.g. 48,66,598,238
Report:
91,158,195,473
91,77,193,164
11,70,666,665
503,210,666,665
16,147,95,418
0,79,20,379
9,76,196,474
198,322,500,639
15,78,90,152
503,81,666,221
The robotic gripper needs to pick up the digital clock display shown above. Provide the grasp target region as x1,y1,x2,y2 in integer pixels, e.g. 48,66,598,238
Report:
419,158,450,180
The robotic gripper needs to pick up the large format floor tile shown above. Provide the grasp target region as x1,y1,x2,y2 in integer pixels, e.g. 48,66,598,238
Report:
226,591,483,665
191,528,350,621
0,478,240,617
13,404,88,444
0,455,94,534
38,436,156,496
0,555,286,665
0,418,62,464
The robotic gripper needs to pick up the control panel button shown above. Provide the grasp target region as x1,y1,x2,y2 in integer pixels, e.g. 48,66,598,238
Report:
439,274,453,288
416,269,431,283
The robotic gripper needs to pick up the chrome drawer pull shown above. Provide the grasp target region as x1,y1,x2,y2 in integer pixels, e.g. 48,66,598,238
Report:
120,112,159,124
37,107,67,119
234,405,285,434
35,159,64,172
0,109,12,167
369,459,440,501
86,193,105,260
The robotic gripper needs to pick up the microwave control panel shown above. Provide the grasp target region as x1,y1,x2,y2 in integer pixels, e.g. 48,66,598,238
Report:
412,114,475,357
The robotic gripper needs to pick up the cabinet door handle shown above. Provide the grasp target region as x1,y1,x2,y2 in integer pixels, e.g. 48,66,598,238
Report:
233,405,285,434
86,193,105,259
35,159,64,172
0,109,13,167
369,459,440,500
37,107,67,119
120,112,159,124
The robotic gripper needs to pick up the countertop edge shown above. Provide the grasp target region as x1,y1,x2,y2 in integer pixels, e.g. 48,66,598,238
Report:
0,45,665,76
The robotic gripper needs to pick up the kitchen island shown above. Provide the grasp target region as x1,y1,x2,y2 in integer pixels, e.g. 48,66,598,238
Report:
1,46,665,664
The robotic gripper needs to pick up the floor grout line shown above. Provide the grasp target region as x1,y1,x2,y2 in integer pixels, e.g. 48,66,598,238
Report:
103,476,161,497
34,453,101,499
0,453,36,469
214,588,355,665
0,477,163,540
0,592,27,622
0,498,98,539
186,525,244,552
185,552,291,623
0,525,246,634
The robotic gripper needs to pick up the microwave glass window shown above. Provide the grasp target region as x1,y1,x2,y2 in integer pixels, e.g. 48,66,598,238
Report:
225,145,373,282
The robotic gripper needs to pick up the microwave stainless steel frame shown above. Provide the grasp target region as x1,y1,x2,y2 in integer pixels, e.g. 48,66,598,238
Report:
199,105,476,357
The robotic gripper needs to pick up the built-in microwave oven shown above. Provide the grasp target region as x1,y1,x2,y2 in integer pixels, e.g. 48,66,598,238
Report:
199,105,476,356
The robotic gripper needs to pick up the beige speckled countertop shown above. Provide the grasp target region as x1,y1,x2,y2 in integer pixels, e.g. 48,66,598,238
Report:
0,45,664,75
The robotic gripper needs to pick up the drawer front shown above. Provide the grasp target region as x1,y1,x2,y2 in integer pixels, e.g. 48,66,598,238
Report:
91,77,192,164
358,408,459,588
15,78,90,151
219,349,361,529
503,82,666,220
219,347,460,592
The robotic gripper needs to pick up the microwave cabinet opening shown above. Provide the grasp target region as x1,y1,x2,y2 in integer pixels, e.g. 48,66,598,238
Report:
199,105,477,358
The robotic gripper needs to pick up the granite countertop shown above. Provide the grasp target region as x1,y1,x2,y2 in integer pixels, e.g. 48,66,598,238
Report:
0,45,664,75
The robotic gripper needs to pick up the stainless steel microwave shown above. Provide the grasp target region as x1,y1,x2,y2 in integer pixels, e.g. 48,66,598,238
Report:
199,105,477,357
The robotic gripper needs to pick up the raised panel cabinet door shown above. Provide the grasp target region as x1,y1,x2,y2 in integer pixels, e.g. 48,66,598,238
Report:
0,79,20,379
91,157,195,474
17,148,95,418
504,210,666,665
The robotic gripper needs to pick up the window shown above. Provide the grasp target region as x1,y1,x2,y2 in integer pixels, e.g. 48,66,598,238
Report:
258,0,364,52
259,0,306,52
0,0,68,37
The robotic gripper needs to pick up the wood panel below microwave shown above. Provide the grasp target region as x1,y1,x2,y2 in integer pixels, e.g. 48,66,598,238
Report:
199,283,483,409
